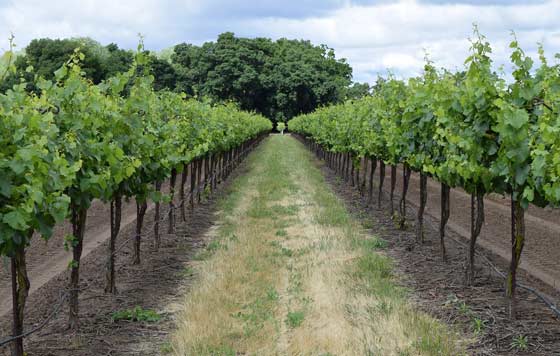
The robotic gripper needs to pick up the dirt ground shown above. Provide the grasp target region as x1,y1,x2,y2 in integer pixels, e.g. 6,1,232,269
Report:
320,157,560,355
399,166,560,291
0,181,172,317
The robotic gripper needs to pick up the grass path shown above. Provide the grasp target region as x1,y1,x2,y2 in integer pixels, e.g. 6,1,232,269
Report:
171,135,466,355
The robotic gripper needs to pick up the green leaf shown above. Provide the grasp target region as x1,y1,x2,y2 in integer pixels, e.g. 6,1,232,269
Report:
514,165,530,186
0,178,11,198
3,211,29,231
508,109,528,129
37,215,54,239
522,186,534,203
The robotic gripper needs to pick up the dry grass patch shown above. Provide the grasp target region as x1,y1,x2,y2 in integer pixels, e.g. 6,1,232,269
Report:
170,135,467,356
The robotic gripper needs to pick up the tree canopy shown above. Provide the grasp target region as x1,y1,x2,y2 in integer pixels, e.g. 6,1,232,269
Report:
172,32,353,122
1,33,362,121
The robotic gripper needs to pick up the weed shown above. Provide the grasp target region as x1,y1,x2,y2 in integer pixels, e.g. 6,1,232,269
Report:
194,240,225,260
286,310,305,328
266,287,279,301
281,247,293,257
180,266,195,278
511,335,529,351
471,317,487,334
111,306,161,323
270,204,299,216
457,301,471,316
355,236,387,250
160,341,173,353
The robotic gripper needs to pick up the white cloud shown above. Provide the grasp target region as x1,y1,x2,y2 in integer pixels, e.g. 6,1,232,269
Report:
245,0,560,81
0,0,558,82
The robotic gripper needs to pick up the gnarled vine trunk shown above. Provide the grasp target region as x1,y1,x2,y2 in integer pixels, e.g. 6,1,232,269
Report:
68,205,88,330
350,155,355,187
133,199,148,265
390,165,397,217
189,161,196,210
465,189,485,286
378,161,385,209
197,158,203,203
416,172,428,243
355,159,360,191
368,158,377,204
105,194,122,293
180,164,188,222
343,153,349,182
154,181,162,251
507,197,525,319
398,164,411,229
11,242,30,356
203,155,210,196
440,183,451,261
168,168,177,234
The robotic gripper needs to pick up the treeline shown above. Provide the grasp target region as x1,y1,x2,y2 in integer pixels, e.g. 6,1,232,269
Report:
2,33,368,122
1,43,271,356
288,28,560,320
0,37,176,93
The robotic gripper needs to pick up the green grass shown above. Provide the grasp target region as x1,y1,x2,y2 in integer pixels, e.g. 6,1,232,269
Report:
111,306,161,323
171,136,465,355
193,239,227,260
286,310,305,328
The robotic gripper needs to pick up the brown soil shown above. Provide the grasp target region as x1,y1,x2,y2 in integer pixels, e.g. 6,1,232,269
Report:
400,167,560,291
0,183,172,317
0,159,250,355
320,159,560,355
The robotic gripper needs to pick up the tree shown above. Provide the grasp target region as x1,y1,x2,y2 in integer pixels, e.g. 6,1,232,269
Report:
0,38,135,93
23,38,105,83
103,43,134,77
172,33,352,122
147,53,177,91
345,82,371,99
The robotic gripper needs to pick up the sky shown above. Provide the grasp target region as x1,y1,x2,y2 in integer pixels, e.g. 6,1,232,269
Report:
0,0,559,83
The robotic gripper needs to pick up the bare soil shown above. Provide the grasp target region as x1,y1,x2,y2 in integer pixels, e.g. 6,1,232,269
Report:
400,166,560,291
0,181,171,317
320,159,560,355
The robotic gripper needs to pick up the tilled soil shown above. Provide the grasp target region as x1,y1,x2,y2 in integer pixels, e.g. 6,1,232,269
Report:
0,181,172,317
398,166,560,291
320,160,560,355
0,163,247,355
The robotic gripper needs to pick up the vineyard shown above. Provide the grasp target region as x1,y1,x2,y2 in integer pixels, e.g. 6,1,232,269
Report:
2,26,560,355
0,42,271,355
288,29,560,320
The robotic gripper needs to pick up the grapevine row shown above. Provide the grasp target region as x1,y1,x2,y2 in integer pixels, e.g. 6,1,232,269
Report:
1,44,271,355
288,28,560,320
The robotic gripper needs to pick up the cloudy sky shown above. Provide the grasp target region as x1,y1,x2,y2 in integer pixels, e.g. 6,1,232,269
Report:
0,0,559,83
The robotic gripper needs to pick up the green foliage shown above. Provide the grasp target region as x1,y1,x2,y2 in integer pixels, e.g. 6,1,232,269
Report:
0,40,271,263
285,310,305,328
0,61,77,255
288,26,560,210
111,306,161,322
345,82,371,100
0,38,179,94
510,335,529,351
172,32,352,122
471,317,487,334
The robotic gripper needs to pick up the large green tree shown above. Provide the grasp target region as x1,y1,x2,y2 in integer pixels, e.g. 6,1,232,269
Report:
0,38,134,92
172,32,353,122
